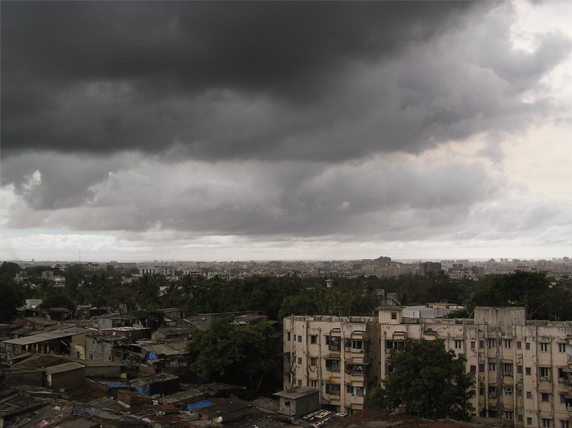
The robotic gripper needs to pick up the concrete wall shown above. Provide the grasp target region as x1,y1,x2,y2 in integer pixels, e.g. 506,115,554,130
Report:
47,366,85,390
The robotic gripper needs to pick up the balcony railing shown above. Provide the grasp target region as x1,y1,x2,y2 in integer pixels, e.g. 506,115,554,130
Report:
351,395,365,404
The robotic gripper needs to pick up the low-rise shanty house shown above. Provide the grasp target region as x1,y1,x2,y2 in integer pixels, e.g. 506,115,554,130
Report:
162,308,185,319
2,327,92,358
97,314,138,330
77,306,109,320
85,334,133,363
138,341,188,374
274,386,320,419
130,373,179,396
150,327,190,341
186,311,263,331
0,395,51,428
44,362,85,390
2,366,44,387
40,307,72,321
158,388,206,407
194,399,252,424
81,410,152,428
85,379,131,399
231,314,268,326
59,418,100,428
100,327,150,341
78,359,123,378
117,390,154,407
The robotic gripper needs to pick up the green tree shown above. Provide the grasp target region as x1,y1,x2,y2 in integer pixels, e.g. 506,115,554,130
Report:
370,339,475,421
0,279,26,322
185,317,280,390
38,293,76,312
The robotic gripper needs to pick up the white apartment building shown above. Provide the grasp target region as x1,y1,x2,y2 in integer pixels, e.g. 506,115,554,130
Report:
283,307,572,426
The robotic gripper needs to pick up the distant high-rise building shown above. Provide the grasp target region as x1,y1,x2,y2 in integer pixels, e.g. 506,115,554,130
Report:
419,261,441,276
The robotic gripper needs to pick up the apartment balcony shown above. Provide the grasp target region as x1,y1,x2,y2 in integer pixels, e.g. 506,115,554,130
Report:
351,395,365,405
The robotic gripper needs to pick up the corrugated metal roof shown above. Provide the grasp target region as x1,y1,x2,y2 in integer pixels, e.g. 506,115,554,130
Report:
140,341,187,356
3,328,92,346
44,362,85,374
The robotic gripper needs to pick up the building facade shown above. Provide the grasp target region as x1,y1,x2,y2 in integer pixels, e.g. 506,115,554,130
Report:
283,315,381,414
283,307,572,426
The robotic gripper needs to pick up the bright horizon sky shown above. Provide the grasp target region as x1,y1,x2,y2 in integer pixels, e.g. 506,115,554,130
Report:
1,1,571,263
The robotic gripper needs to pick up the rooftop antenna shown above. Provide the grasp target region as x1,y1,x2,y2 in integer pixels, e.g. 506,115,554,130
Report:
79,250,81,262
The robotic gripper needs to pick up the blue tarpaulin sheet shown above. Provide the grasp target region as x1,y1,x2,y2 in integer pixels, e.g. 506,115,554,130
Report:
187,400,212,411
135,385,151,395
99,381,128,388
148,352,158,360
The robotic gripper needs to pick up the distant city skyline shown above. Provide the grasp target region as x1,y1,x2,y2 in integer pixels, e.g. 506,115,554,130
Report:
2,1,571,262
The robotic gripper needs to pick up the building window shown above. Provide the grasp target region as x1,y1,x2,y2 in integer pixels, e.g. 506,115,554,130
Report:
326,383,340,395
561,421,570,428
489,386,497,398
558,343,566,353
327,336,341,351
527,418,533,426
298,335,302,343
525,342,530,350
471,341,475,349
504,339,512,348
504,363,513,374
479,387,485,396
391,312,397,320
489,410,497,418
287,332,291,341
540,343,548,352
518,415,523,422
347,385,353,394
542,419,551,428
310,335,317,344
541,393,550,403
479,364,485,372
352,340,364,351
505,387,513,396
310,380,317,388
489,362,496,371
517,365,523,374
526,367,532,375
293,334,296,341
488,339,496,348
297,357,302,365
560,394,567,404
454,340,462,349
326,359,341,372
517,388,523,397
355,386,365,397
470,365,476,374
310,357,317,366
479,340,484,348
298,379,302,386
517,341,522,349
540,367,551,378
505,411,514,421
527,391,533,399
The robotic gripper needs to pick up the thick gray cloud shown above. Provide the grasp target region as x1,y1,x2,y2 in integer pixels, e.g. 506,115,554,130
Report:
1,1,570,259
6,1,567,162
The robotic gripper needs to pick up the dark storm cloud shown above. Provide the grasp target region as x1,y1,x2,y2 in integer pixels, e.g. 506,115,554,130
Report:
4,154,498,239
2,1,502,159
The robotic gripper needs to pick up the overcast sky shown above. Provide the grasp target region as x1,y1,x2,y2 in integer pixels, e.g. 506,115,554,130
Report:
2,1,571,262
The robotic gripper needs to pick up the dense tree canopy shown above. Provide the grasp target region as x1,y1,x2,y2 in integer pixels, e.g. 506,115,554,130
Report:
4,260,571,323
185,317,280,391
370,339,475,420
